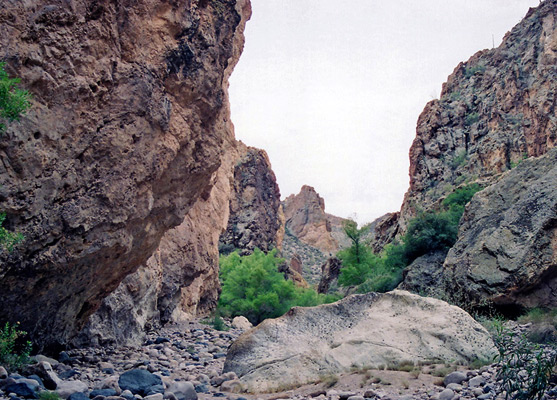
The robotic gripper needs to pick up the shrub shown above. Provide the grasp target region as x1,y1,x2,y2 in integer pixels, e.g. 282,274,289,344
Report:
464,64,486,78
464,112,480,126
494,322,557,400
38,392,61,400
219,249,337,325
0,213,24,252
0,322,32,371
0,62,31,133
402,211,458,262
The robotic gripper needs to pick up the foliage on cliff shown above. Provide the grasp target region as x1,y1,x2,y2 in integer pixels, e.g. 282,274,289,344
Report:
0,62,29,252
338,184,481,293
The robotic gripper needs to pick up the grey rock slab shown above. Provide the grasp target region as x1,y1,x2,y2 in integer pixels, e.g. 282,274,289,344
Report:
224,291,495,392
55,380,89,399
165,382,197,400
444,372,468,386
118,370,162,397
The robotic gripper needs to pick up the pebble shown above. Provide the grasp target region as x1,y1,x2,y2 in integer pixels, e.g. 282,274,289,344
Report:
2,321,557,400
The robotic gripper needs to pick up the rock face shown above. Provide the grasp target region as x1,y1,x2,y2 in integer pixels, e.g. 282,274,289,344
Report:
283,186,343,255
370,0,557,248
366,1,557,309
223,290,496,393
441,148,557,309
398,251,448,296
317,257,342,294
0,0,251,350
77,138,286,346
281,185,348,284
218,144,284,255
401,0,557,226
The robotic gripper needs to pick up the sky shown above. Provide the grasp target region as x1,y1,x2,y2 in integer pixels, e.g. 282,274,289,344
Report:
228,0,541,225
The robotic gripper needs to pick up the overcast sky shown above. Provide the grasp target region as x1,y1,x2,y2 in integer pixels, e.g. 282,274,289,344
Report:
228,0,541,225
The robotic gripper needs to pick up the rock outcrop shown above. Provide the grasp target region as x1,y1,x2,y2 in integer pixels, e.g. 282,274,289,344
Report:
283,186,343,255
281,186,348,284
370,0,557,249
0,0,251,350
223,290,496,393
218,144,284,255
441,148,557,310
77,137,287,346
317,257,342,294
367,1,557,309
400,0,557,227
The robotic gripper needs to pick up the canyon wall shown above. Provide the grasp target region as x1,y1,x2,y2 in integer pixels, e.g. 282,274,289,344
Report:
78,141,286,346
0,0,251,350
387,0,557,310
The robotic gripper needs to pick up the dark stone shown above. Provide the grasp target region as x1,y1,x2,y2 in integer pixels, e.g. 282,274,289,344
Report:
145,385,164,396
212,394,225,398
194,384,208,393
154,337,170,344
118,369,162,396
58,352,71,364
101,368,114,375
68,393,90,400
90,389,118,398
59,370,79,379
26,376,44,389
4,382,38,399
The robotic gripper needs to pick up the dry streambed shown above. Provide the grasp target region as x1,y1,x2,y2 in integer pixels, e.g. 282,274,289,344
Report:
1,318,556,400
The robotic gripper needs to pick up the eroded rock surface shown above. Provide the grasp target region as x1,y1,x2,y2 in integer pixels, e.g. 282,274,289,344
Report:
218,145,284,255
370,0,557,246
283,186,344,255
223,290,496,392
442,148,557,309
78,137,287,346
0,0,251,350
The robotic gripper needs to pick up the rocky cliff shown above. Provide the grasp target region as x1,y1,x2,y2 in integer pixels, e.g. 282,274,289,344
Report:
218,144,284,255
78,140,285,346
398,0,556,230
281,185,348,284
387,0,557,310
442,148,557,311
0,0,251,350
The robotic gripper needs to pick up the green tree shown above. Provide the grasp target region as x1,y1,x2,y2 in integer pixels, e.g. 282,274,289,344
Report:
337,220,378,287
219,249,337,325
0,62,30,251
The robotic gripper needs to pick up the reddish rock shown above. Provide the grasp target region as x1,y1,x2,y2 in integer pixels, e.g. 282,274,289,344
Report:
283,186,344,255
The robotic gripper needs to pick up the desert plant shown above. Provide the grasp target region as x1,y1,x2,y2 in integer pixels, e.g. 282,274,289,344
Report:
219,249,336,324
0,213,24,252
0,62,31,133
38,392,61,400
0,322,32,371
464,64,486,78
494,322,557,400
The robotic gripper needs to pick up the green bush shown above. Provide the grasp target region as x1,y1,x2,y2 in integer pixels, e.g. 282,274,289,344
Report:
494,322,557,400
0,322,32,371
0,62,30,251
219,249,337,325
0,62,31,133
0,213,24,252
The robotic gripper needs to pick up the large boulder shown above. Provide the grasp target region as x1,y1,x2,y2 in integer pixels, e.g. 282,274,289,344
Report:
223,290,496,392
442,148,557,309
